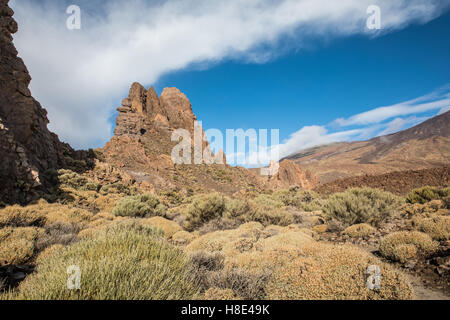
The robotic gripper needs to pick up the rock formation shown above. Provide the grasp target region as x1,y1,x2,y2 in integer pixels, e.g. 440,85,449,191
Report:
267,159,318,189
0,1,89,204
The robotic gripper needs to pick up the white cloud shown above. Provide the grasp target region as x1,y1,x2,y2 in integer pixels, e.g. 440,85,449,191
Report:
249,87,449,165
334,86,450,126
9,0,449,149
378,115,429,136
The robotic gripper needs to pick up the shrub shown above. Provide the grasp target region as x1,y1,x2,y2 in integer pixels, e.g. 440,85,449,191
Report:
57,169,98,191
0,227,45,265
406,186,450,204
272,189,322,211
223,197,293,227
343,223,377,238
142,217,182,239
0,203,47,228
99,182,131,195
323,188,401,226
184,193,225,231
187,224,414,299
412,216,450,241
224,198,252,219
112,194,166,217
6,222,200,300
379,231,438,263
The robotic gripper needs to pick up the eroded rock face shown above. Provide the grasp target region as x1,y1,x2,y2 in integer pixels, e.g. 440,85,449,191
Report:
0,1,74,204
268,159,318,189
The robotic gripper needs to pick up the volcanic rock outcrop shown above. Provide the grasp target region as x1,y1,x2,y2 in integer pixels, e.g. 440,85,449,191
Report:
0,1,77,204
0,0,92,204
103,82,318,194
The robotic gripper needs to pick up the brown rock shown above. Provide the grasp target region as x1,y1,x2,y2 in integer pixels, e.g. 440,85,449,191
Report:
0,0,75,204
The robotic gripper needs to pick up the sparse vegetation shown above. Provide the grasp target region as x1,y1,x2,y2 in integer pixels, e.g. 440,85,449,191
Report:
184,193,225,231
379,231,438,263
343,223,376,238
5,222,200,300
406,186,450,204
112,193,166,217
0,227,45,265
412,216,450,241
323,188,401,226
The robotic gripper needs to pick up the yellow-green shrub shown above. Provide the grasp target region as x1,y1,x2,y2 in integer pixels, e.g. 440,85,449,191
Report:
272,189,323,211
6,222,200,300
323,188,401,226
112,194,166,217
406,186,450,204
187,224,413,299
184,193,225,231
412,216,450,241
0,227,45,265
379,231,438,263
57,169,99,191
142,217,182,239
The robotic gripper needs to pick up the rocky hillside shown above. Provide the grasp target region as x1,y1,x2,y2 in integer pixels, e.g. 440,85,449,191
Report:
102,83,318,195
286,111,450,184
0,1,92,205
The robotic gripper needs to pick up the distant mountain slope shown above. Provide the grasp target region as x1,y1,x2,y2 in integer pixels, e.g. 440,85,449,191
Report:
285,111,450,184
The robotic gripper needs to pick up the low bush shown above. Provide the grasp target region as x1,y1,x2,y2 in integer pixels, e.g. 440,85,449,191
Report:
99,182,131,195
412,216,450,241
343,223,376,238
0,227,45,265
184,193,225,231
187,224,414,299
272,189,323,211
112,194,166,217
57,169,99,191
323,188,401,226
142,217,182,239
6,221,200,300
405,186,450,204
224,197,293,227
0,203,47,228
379,231,438,263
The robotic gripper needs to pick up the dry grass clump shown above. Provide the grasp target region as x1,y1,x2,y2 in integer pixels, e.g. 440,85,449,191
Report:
406,186,450,205
412,216,450,241
35,244,64,265
5,221,200,300
172,231,196,245
112,193,166,217
184,193,225,231
186,224,413,299
323,188,401,226
0,227,45,265
343,223,377,238
142,217,182,239
0,202,47,228
379,231,439,263
188,250,269,300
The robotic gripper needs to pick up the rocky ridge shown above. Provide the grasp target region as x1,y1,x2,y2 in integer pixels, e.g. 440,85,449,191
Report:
0,1,89,204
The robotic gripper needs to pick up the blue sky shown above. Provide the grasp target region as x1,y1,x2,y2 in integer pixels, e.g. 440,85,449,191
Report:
10,0,450,165
153,11,450,150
